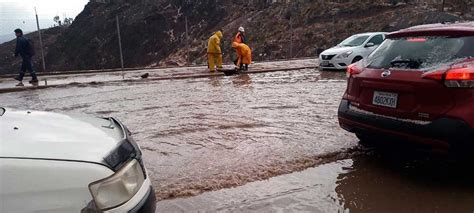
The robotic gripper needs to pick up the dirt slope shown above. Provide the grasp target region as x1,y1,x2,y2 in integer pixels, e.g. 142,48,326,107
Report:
0,0,472,74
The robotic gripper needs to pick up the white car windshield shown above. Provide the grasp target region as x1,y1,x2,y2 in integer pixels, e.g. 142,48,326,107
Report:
339,35,370,47
0,108,4,116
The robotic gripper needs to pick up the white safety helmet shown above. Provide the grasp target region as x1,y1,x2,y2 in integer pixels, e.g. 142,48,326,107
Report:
238,26,245,33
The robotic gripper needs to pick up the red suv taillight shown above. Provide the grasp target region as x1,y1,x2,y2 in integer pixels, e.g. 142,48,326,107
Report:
445,67,474,88
346,63,362,78
422,67,474,88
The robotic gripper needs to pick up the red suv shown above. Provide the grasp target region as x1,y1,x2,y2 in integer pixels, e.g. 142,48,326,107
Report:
338,22,474,150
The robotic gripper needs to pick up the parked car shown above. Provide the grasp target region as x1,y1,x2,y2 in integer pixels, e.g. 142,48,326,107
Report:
0,108,156,212
338,22,474,150
319,32,386,70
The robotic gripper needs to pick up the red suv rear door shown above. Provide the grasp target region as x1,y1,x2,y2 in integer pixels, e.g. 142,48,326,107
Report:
348,67,454,121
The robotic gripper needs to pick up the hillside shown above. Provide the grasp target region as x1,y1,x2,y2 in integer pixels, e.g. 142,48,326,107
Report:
0,0,473,74
0,27,66,74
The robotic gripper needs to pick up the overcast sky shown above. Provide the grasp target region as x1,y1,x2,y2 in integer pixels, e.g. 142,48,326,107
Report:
0,0,89,37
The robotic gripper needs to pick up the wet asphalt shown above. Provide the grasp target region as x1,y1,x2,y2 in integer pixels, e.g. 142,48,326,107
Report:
1,67,473,212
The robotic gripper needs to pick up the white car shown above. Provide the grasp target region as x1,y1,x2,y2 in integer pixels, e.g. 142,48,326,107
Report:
0,108,156,212
319,32,386,70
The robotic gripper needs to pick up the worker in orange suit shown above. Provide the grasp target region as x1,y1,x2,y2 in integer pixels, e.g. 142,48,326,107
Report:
232,42,252,71
234,26,246,44
207,31,223,72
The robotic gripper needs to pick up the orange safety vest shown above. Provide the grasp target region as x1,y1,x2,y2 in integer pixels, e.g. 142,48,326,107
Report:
233,32,245,44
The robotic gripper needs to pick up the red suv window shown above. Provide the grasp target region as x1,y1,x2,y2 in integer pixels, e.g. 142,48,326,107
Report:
366,36,474,70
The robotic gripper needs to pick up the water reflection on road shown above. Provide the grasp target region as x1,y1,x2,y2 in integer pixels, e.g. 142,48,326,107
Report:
337,148,474,213
157,147,474,212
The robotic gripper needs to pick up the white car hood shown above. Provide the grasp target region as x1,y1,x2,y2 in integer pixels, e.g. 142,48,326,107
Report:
0,109,124,164
321,46,356,55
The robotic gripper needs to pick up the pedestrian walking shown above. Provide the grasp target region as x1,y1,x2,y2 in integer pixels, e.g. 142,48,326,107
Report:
13,28,38,86
207,30,223,72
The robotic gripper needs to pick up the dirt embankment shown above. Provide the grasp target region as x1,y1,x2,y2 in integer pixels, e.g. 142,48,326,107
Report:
0,0,472,74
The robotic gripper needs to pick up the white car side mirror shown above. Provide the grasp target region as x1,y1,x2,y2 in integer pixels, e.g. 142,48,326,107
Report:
365,42,375,48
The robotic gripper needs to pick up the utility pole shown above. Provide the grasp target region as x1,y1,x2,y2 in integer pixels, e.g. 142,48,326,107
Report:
329,8,340,46
332,14,336,46
185,16,189,65
116,15,125,79
289,17,293,58
441,0,446,12
34,7,46,72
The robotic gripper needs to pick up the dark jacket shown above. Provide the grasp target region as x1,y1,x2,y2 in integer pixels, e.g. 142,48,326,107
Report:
15,36,33,58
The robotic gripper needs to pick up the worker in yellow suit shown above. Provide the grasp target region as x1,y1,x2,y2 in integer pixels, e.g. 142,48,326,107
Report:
207,31,223,72
232,42,252,71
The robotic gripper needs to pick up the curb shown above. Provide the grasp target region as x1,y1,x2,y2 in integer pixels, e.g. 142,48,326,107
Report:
0,57,318,79
0,66,317,94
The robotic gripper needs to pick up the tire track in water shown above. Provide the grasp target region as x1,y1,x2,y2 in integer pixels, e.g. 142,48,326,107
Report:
154,147,365,200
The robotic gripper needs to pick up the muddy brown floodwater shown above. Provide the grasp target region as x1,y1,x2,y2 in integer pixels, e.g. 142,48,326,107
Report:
0,69,357,200
3,68,474,212
337,148,474,213
157,147,474,212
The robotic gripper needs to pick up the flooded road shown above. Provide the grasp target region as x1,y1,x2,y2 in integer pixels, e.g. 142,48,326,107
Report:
0,68,357,200
2,67,474,212
157,147,474,212
336,149,474,213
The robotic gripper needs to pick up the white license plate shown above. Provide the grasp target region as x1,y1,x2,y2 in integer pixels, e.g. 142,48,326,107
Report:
320,60,329,66
372,91,398,108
